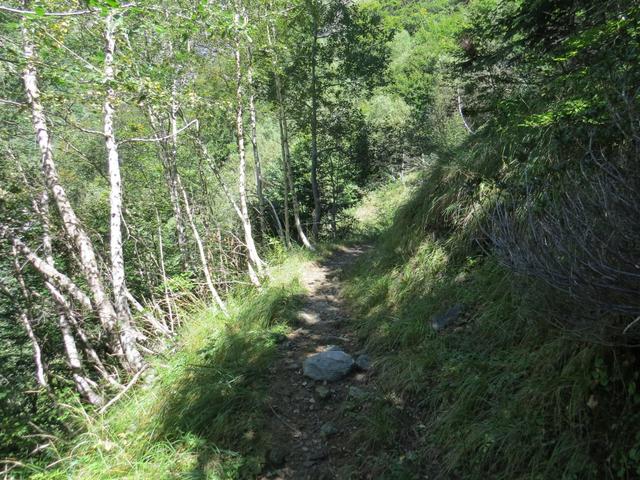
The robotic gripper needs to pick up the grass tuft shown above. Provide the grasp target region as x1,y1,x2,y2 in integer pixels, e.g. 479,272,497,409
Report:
26,250,310,480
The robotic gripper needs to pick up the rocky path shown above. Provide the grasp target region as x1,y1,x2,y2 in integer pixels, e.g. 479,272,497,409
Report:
260,245,371,479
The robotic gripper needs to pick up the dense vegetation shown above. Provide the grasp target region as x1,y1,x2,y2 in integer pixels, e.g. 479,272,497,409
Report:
1,0,639,478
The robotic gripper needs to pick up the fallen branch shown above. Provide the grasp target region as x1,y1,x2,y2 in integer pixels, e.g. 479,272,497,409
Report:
98,365,148,414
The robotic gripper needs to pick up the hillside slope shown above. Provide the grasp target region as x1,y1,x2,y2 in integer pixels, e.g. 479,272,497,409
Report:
339,173,640,479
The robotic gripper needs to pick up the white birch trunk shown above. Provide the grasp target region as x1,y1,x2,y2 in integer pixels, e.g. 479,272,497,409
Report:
233,12,265,281
104,12,128,323
8,246,48,390
20,24,124,358
103,13,144,373
176,174,227,314
58,313,104,406
19,313,48,389
32,190,120,388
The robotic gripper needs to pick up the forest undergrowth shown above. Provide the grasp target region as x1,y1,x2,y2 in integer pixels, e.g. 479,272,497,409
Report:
12,249,313,480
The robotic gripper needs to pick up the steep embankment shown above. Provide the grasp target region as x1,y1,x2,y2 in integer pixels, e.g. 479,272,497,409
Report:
24,251,313,479
338,173,640,479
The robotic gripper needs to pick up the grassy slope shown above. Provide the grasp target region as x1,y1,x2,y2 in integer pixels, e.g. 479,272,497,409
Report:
17,174,640,479
340,172,640,479
24,249,314,480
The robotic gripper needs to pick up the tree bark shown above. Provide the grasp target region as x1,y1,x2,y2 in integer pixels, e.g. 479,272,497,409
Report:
245,39,266,237
146,106,189,266
6,230,93,311
275,77,314,250
7,247,48,390
309,6,322,240
268,21,313,250
278,116,291,247
20,23,132,369
234,10,265,282
19,312,48,389
104,12,128,324
265,194,286,244
31,189,121,388
156,211,175,333
175,173,227,314
103,13,145,373
58,312,104,405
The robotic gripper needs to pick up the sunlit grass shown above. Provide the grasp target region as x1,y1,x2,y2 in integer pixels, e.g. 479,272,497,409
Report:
27,250,310,480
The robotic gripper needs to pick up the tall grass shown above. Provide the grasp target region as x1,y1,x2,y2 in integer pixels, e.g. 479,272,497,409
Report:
341,171,640,479
23,250,312,480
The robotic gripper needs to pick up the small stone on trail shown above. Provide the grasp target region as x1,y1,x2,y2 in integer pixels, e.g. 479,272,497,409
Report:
354,354,371,371
303,350,354,381
320,422,338,438
431,303,464,332
315,385,331,400
348,385,368,400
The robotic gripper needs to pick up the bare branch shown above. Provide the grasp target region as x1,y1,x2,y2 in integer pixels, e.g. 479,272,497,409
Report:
0,3,136,17
119,119,199,145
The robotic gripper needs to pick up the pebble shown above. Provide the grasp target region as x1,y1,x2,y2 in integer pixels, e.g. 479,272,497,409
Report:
315,385,331,400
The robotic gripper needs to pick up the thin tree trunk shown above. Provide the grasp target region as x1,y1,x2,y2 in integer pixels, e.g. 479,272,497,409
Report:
20,23,130,368
233,10,265,283
265,195,285,244
156,211,175,332
309,7,321,240
6,230,93,310
32,188,121,388
103,13,145,373
19,313,48,389
276,78,314,250
268,21,313,250
7,247,47,390
278,116,291,247
58,313,104,405
48,284,122,388
175,173,227,314
104,12,128,322
146,106,189,266
245,41,266,237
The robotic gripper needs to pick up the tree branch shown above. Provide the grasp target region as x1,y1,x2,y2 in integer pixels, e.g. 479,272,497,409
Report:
118,119,199,145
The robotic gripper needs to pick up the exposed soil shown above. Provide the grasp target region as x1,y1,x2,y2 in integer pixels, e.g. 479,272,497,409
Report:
260,245,373,479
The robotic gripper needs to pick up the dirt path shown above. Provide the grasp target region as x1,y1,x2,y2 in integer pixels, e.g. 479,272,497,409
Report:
260,245,371,479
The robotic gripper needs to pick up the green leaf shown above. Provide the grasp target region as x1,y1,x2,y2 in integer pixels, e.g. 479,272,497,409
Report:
34,6,46,16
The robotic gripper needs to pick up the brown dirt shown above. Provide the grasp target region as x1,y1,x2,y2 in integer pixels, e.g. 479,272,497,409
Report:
259,245,373,479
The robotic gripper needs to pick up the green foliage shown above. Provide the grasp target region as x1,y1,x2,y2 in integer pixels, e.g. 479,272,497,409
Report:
23,252,309,479
341,167,640,479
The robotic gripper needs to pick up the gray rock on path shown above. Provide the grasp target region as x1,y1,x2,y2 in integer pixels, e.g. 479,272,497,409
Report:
303,350,354,381
431,303,464,332
320,422,338,438
354,354,371,371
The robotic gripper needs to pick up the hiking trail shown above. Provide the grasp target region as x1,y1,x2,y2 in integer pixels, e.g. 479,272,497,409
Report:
260,245,372,479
